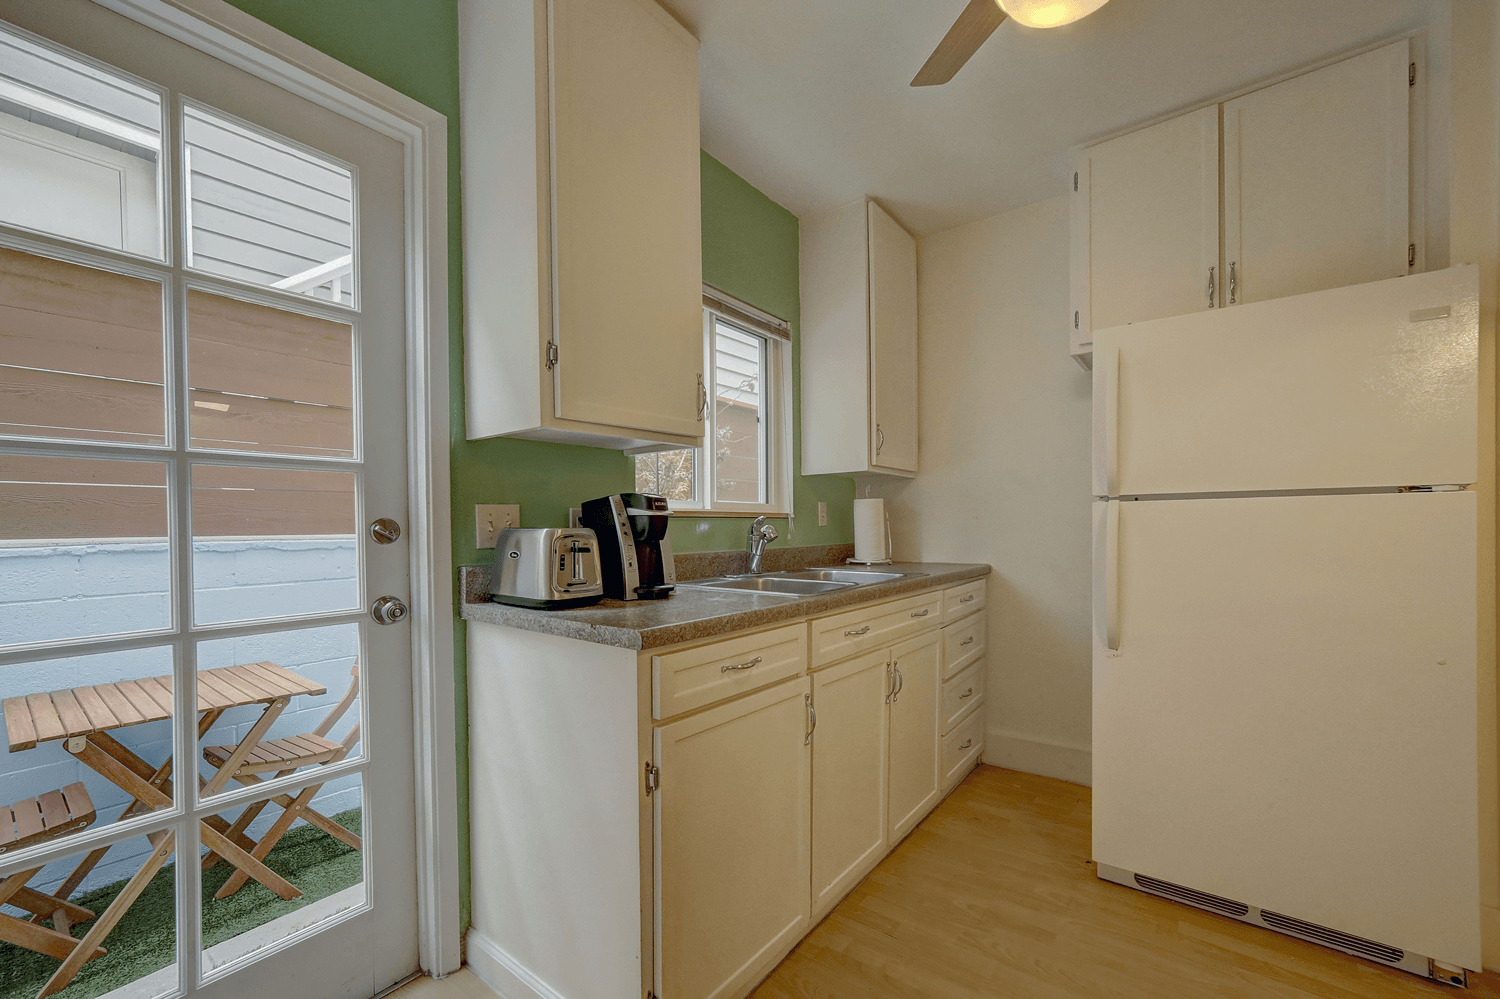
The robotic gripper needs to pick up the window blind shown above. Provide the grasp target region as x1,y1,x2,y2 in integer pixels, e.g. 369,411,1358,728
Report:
703,282,791,341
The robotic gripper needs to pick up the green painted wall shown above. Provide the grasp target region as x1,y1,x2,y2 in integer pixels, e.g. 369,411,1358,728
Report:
219,0,855,933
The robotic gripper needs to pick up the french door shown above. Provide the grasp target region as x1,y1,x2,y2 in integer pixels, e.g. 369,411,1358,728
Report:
0,3,417,998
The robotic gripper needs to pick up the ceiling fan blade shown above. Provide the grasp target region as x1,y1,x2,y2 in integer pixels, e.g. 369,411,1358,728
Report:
911,0,1007,87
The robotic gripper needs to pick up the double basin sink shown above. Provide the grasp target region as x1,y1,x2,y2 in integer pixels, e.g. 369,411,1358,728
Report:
676,567,926,598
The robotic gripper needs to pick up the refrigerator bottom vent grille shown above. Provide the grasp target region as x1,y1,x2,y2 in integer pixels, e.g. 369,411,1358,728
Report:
1260,910,1404,965
1133,874,1249,918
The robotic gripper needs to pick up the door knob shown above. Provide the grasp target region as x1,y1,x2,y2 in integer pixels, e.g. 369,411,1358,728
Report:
371,596,409,625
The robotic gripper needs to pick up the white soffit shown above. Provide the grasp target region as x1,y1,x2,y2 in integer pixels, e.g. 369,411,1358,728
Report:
659,0,1443,236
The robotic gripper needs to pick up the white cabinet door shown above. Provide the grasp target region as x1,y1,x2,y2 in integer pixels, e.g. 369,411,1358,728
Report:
1072,105,1220,352
1093,266,1478,498
887,632,939,841
1223,40,1410,308
654,678,811,999
1093,491,1478,970
868,200,919,473
811,650,890,916
550,0,704,438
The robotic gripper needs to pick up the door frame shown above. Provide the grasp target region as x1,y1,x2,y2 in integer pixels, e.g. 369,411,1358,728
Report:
87,0,461,977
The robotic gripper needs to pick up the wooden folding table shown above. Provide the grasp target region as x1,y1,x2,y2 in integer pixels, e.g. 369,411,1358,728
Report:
2,661,328,998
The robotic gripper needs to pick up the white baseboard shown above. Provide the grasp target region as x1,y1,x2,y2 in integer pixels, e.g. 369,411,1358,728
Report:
465,929,566,999
984,728,1092,786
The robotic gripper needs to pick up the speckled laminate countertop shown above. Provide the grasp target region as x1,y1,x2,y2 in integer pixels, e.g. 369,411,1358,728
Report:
458,561,991,651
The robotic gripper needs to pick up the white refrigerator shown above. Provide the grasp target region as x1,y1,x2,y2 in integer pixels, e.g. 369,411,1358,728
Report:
1090,265,1481,982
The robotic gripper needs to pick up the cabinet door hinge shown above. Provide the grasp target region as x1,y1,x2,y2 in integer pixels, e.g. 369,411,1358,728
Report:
644,761,659,796
1409,62,1416,87
546,339,559,370
1408,243,1416,267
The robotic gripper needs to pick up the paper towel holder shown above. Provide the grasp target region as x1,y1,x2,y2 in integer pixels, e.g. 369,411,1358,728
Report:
848,498,894,564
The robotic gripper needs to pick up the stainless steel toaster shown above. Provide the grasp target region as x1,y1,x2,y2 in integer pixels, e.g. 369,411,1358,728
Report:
489,528,604,609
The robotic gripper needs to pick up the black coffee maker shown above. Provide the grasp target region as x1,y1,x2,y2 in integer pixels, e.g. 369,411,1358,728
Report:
580,493,676,600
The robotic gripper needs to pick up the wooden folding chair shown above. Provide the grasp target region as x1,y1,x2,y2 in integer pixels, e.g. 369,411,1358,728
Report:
0,783,113,996
201,662,361,898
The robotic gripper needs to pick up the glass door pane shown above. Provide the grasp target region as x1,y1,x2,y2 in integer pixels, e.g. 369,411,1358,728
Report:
190,465,358,626
0,24,164,258
186,290,354,458
0,248,166,447
0,454,171,647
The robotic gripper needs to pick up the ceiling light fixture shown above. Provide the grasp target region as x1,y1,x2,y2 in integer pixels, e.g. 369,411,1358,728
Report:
912,0,1113,87
997,0,1111,30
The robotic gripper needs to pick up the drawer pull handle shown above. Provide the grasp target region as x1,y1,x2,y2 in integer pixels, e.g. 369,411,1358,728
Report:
721,656,762,673
959,738,973,750
960,594,975,604
959,687,973,699
960,636,975,647
844,626,871,637
911,609,931,618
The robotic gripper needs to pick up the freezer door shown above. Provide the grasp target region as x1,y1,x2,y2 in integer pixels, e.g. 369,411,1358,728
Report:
1092,266,1478,497
1092,491,1479,969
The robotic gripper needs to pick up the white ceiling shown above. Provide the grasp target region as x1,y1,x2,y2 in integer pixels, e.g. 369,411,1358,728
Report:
658,0,1444,236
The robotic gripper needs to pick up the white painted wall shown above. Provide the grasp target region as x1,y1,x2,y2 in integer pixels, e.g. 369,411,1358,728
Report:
870,196,1094,784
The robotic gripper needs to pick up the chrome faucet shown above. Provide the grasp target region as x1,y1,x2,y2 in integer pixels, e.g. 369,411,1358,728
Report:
747,516,778,574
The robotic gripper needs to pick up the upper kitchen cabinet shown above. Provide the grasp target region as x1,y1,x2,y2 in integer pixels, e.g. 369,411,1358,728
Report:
802,199,919,478
1070,38,1418,366
1223,42,1411,308
458,0,705,449
1069,106,1219,359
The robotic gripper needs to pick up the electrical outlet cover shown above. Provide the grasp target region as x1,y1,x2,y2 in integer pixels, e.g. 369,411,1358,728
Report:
817,501,828,527
475,504,521,549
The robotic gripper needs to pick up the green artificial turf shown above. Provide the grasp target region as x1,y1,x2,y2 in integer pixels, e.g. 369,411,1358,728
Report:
0,808,362,999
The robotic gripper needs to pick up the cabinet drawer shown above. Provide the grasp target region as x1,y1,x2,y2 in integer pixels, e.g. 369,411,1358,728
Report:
653,624,807,719
810,591,942,668
941,707,984,790
943,580,985,620
940,660,984,735
941,613,985,679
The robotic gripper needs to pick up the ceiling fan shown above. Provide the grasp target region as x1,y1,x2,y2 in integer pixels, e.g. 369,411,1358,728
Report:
911,0,1111,86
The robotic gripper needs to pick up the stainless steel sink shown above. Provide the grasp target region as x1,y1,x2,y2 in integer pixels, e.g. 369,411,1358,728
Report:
679,576,855,596
773,569,914,584
676,566,926,597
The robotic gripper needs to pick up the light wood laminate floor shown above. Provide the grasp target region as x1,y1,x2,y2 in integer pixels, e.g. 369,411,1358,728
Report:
398,765,1499,999
754,765,1499,999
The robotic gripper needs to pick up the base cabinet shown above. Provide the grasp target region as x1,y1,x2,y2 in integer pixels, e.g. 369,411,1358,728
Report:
654,678,812,999
810,650,890,917
887,631,941,841
465,576,986,999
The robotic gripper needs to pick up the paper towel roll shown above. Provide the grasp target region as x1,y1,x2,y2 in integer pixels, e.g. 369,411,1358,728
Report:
853,498,890,562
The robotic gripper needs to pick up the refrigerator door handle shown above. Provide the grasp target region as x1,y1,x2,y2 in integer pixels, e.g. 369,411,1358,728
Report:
1093,501,1120,652
1093,346,1120,497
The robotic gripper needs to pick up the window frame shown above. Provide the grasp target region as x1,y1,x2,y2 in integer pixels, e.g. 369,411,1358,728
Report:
634,303,792,516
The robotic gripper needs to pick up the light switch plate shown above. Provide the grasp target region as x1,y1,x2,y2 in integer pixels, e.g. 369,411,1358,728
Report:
817,501,827,527
475,504,520,549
